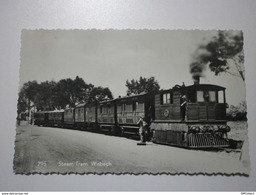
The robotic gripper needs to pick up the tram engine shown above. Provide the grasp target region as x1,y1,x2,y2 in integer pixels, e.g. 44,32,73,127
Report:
151,83,231,148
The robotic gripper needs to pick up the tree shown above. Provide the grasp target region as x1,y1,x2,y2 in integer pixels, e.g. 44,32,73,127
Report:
190,31,245,81
126,76,160,95
17,89,28,115
33,81,57,111
88,86,113,102
227,101,247,121
17,81,39,119
55,76,93,108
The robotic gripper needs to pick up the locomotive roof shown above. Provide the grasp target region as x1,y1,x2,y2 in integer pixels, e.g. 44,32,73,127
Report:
185,84,226,91
160,84,225,93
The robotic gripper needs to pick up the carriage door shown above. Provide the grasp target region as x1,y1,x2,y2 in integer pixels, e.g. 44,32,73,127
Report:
197,90,216,120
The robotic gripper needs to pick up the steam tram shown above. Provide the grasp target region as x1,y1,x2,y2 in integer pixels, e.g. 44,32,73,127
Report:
151,84,230,148
33,83,231,149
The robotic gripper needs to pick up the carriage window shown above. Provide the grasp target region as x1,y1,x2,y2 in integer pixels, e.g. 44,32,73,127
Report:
218,91,224,103
197,91,204,102
121,103,126,112
117,105,121,112
138,102,144,111
100,105,103,114
107,105,111,113
209,91,216,102
162,93,171,104
187,90,196,103
132,101,138,111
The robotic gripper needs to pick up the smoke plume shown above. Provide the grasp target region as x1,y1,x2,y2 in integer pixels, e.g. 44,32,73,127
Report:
189,47,209,83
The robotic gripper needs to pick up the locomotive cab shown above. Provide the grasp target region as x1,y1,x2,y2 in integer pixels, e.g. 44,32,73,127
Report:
185,84,227,122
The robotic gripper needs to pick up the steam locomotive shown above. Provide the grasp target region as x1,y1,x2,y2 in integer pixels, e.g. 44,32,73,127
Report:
33,82,231,149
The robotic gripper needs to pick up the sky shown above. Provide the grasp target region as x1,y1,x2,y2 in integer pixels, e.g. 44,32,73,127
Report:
20,30,246,106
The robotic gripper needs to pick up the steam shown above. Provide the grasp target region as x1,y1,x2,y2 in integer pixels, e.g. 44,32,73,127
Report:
190,62,205,82
189,47,209,82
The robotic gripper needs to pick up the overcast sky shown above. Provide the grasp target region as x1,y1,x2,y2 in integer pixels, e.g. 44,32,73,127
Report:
20,30,246,106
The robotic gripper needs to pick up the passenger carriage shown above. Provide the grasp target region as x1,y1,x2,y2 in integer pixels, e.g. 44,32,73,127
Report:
74,102,97,130
34,111,48,126
115,93,154,135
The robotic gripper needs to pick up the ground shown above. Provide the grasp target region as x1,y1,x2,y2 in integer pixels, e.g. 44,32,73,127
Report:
13,121,250,174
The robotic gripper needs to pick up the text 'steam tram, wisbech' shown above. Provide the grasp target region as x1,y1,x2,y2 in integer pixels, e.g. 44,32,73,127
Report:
34,81,232,149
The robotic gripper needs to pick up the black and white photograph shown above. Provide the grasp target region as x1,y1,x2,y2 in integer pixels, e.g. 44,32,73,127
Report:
14,29,250,175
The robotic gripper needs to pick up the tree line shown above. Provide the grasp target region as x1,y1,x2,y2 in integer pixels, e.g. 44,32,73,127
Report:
18,76,113,114
226,101,247,121
17,76,160,117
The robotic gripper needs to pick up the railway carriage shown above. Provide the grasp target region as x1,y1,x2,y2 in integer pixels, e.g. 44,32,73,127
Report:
74,102,97,130
47,110,64,127
151,83,230,148
116,93,154,135
34,111,48,126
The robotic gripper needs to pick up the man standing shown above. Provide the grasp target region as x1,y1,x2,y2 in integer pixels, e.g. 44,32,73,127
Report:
137,116,147,145
181,95,187,121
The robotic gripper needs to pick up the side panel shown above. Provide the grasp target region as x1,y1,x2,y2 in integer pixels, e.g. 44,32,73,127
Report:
97,102,115,125
34,113,45,125
187,103,199,120
187,103,225,121
86,104,96,123
64,109,75,124
48,112,64,126
215,103,227,120
154,91,181,121
75,107,85,123
117,96,145,126
172,91,181,120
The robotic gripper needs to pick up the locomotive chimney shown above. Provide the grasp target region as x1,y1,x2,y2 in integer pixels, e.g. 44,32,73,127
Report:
194,76,200,85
